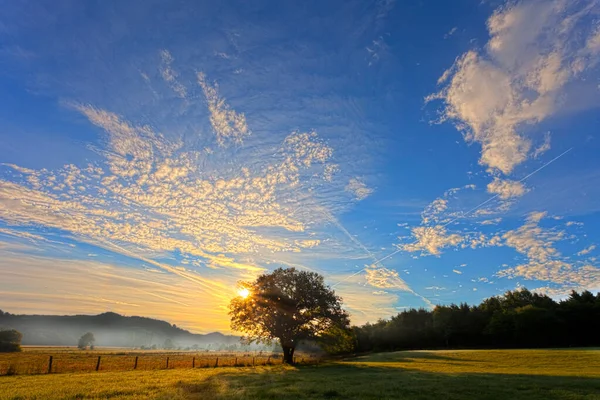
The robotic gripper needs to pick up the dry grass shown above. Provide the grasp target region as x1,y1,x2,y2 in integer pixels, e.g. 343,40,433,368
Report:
1,349,599,399
0,348,317,375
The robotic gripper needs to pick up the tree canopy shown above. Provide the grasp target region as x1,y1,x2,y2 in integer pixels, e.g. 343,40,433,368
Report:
0,329,23,352
354,288,600,352
229,268,349,364
77,332,95,350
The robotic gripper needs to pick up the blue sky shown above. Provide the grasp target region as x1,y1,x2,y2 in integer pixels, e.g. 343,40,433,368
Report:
1,0,600,333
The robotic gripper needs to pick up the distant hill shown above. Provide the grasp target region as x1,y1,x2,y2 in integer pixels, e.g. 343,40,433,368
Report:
0,310,241,348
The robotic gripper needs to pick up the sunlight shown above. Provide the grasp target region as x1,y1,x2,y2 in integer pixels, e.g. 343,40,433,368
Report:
238,288,250,299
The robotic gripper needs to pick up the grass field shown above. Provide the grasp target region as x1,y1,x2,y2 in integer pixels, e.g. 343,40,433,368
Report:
0,348,301,375
1,349,599,399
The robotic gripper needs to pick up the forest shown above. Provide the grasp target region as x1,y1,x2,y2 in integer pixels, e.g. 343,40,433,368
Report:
353,288,600,352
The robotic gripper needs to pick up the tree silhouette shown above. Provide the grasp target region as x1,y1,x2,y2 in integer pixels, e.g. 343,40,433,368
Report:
229,268,349,364
354,288,600,352
163,338,175,350
77,332,95,350
0,329,22,352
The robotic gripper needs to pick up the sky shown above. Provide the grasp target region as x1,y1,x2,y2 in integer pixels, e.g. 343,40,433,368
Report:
1,0,600,334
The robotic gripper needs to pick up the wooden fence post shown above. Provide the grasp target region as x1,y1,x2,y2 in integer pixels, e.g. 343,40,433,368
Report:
47,356,53,374
166,357,169,369
214,357,218,368
96,356,101,371
252,357,255,367
134,356,138,370
267,356,270,365
192,357,195,368
234,357,237,366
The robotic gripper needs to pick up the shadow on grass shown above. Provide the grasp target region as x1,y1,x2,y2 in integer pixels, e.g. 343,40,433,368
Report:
176,362,600,400
348,350,481,363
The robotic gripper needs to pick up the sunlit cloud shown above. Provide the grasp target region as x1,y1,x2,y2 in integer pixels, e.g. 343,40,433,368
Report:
402,225,463,256
487,178,528,199
1,0,599,333
345,177,373,201
197,72,250,147
498,211,600,293
159,49,188,98
577,244,596,257
0,251,235,332
365,266,410,291
428,0,600,174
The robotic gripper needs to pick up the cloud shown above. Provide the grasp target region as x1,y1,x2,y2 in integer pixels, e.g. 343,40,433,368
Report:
402,225,463,256
159,50,187,98
332,276,401,323
0,46,400,328
0,251,235,332
421,199,448,224
578,244,596,256
498,211,600,293
365,266,411,291
197,72,250,147
429,0,600,174
444,26,458,39
480,218,502,225
533,132,551,158
345,177,373,201
366,37,388,66
566,221,584,227
487,178,528,199
419,184,477,225
397,184,483,256
0,64,350,283
502,211,560,262
452,269,462,275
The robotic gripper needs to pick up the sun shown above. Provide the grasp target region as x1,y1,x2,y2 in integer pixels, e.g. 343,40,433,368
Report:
238,288,250,298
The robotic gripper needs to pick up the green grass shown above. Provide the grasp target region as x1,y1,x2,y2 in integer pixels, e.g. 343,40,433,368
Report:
1,349,599,399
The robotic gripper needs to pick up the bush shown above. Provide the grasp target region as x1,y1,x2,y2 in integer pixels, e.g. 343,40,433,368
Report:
0,329,23,353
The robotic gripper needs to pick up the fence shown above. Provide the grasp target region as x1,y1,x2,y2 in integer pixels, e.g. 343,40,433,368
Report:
0,352,320,376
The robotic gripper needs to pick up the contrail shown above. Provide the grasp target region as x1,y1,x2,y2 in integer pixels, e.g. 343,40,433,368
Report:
331,147,574,287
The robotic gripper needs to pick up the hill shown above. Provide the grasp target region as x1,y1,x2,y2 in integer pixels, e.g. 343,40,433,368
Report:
0,310,240,349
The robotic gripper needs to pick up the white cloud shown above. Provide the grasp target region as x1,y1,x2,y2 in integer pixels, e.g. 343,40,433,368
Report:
487,178,527,199
480,218,502,225
498,211,600,292
566,221,584,227
429,0,600,174
502,211,560,262
452,269,462,275
578,244,596,256
444,26,458,39
345,177,373,201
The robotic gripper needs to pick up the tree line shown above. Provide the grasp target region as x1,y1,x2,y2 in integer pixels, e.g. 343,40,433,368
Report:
353,288,600,352
229,269,600,363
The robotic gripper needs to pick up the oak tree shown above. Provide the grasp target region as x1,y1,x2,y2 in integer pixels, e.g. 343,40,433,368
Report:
229,268,349,364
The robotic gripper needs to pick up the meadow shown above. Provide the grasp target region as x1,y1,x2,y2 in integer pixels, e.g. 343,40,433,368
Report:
1,349,599,399
0,347,299,376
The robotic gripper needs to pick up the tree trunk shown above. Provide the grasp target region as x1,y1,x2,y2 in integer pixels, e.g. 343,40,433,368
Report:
282,345,295,365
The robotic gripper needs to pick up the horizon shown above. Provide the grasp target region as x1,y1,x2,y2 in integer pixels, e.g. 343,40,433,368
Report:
1,0,600,334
